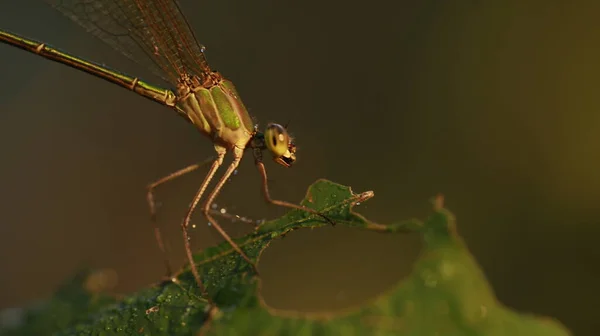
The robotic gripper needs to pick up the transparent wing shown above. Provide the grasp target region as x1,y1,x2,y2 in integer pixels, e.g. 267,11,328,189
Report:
45,0,212,86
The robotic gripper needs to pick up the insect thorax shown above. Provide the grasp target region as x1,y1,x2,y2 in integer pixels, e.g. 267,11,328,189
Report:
176,73,255,149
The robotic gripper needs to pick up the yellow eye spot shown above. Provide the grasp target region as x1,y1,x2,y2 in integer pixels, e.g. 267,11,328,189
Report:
264,123,289,157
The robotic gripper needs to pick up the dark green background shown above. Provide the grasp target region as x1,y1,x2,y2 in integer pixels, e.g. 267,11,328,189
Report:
0,0,598,335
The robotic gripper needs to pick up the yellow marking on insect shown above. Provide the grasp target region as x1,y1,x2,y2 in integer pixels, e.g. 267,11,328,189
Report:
129,77,139,90
35,43,45,54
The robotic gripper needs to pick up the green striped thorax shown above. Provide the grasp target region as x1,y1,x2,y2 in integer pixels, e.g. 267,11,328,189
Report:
176,72,297,167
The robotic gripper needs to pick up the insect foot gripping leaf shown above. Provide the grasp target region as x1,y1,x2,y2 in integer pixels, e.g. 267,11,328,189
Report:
0,181,572,336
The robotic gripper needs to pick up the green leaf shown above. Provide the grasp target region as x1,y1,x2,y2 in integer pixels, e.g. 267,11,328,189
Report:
0,180,571,336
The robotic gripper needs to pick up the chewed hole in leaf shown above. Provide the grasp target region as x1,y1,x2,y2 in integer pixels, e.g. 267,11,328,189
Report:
257,225,421,313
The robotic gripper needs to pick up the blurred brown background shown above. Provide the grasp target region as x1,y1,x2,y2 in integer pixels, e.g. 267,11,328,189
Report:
1,0,599,334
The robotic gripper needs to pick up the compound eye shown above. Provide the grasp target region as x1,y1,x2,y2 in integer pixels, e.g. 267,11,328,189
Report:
264,123,289,157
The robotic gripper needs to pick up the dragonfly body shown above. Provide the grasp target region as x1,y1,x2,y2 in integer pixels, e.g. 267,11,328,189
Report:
1,1,332,332
0,30,256,151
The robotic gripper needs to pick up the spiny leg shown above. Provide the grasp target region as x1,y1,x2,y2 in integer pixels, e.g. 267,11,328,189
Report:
255,161,335,226
201,146,258,274
181,147,227,297
146,157,215,278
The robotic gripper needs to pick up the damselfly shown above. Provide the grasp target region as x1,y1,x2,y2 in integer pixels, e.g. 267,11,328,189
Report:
0,0,332,301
